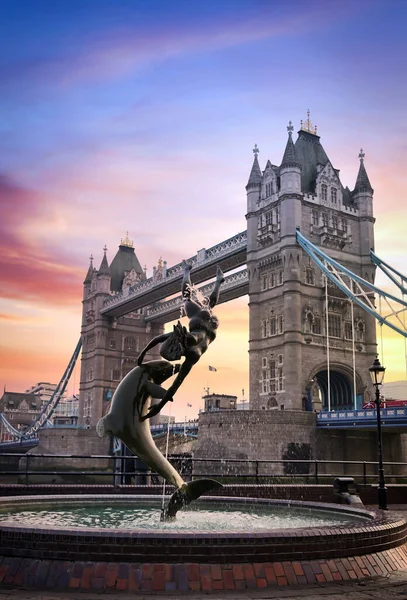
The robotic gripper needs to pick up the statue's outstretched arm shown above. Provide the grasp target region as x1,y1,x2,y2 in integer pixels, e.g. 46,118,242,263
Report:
138,333,171,365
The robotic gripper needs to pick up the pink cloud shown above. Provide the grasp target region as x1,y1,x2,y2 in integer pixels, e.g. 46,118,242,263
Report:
0,174,84,306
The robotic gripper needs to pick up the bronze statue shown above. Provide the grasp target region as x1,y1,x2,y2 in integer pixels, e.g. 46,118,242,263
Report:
96,359,222,519
138,261,224,420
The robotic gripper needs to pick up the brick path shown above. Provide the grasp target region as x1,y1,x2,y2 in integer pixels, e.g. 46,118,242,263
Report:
0,544,407,594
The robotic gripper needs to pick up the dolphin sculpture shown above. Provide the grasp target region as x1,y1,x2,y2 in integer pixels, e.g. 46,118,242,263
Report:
96,359,222,519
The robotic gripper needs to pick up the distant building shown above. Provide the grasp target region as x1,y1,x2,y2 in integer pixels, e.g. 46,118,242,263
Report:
53,395,79,425
24,382,64,403
0,391,43,441
203,393,237,412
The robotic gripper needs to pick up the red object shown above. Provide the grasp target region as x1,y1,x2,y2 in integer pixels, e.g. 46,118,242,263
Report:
363,399,407,409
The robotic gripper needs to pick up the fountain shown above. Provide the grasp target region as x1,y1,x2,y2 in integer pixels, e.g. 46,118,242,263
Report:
1,262,406,592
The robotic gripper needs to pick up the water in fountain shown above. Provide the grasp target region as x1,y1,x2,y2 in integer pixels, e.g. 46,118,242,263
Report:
0,501,366,531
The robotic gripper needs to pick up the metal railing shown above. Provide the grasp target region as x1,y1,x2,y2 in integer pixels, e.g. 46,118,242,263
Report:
1,453,407,486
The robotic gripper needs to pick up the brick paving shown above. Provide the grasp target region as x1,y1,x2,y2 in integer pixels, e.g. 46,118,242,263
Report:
0,544,406,594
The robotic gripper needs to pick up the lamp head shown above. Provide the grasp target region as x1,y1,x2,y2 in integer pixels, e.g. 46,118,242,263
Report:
369,356,386,386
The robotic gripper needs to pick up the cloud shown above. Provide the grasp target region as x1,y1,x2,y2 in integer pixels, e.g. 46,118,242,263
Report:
0,174,83,306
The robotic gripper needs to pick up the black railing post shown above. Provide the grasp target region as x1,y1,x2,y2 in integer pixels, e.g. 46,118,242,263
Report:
25,454,30,486
363,461,367,485
315,460,319,484
255,461,259,485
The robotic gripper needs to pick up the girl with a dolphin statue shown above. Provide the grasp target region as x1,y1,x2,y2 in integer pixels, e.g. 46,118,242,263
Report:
96,261,225,519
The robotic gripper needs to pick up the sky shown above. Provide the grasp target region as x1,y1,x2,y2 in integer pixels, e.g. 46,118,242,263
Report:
1,0,407,420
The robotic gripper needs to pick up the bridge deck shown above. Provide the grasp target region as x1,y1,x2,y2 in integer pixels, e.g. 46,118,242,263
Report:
101,231,247,318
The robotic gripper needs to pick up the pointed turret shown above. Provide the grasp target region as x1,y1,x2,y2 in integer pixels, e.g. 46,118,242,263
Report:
353,149,374,255
246,144,262,189
281,122,301,168
354,149,373,193
98,245,110,276
279,121,302,198
84,254,94,284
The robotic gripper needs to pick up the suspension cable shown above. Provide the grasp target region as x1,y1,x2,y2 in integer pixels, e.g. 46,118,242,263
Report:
350,295,357,410
325,274,331,411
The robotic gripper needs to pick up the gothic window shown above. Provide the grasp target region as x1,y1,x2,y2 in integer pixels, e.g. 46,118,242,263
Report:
112,369,121,381
279,270,283,285
345,322,353,340
312,317,321,335
87,369,93,382
341,218,348,233
261,275,268,291
270,317,277,336
275,206,280,224
270,272,276,287
306,268,315,285
278,368,284,391
124,336,137,353
277,315,284,334
265,182,273,197
269,359,276,379
109,338,116,349
312,210,319,226
321,184,328,201
332,215,338,229
328,314,341,338
322,212,328,227
331,187,337,203
261,319,268,338
262,357,267,368
261,370,269,394
265,211,273,226
278,353,283,365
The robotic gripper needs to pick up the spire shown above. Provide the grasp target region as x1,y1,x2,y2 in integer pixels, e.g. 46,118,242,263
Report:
281,121,301,168
246,144,262,188
83,254,94,284
98,245,110,276
354,148,373,193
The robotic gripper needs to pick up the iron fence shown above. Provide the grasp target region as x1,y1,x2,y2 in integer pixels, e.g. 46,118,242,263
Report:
1,453,407,486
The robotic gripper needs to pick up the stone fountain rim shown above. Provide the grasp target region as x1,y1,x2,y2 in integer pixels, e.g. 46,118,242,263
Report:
0,493,400,538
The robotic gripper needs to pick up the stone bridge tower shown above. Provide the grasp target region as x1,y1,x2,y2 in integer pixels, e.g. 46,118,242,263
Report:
246,115,377,412
79,234,163,427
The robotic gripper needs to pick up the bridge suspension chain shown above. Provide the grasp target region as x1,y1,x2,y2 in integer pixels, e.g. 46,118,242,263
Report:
296,230,407,339
0,338,82,440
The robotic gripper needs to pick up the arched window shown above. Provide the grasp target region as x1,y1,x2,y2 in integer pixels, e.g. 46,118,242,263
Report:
321,184,327,201
124,336,137,353
331,187,337,203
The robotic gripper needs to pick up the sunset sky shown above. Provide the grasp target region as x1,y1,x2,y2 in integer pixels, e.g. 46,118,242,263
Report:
1,0,407,420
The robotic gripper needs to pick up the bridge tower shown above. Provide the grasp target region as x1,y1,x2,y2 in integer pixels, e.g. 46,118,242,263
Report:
79,234,163,426
246,115,376,412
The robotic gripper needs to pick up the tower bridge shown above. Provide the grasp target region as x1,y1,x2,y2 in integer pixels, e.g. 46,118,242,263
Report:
3,114,407,475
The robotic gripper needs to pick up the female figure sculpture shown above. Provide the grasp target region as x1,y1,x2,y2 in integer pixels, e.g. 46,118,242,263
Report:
138,261,224,420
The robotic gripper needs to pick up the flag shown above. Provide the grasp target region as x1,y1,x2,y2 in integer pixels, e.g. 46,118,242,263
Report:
187,403,192,407
208,366,217,372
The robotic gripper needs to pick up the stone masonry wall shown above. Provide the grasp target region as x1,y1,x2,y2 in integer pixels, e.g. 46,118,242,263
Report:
193,410,316,479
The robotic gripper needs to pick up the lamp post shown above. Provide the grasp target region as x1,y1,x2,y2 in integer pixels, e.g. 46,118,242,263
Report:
369,356,387,510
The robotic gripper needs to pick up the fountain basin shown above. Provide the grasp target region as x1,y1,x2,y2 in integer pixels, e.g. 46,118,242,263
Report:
0,494,406,564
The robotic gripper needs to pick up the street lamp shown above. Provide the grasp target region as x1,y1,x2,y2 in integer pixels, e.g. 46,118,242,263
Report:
369,356,387,510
